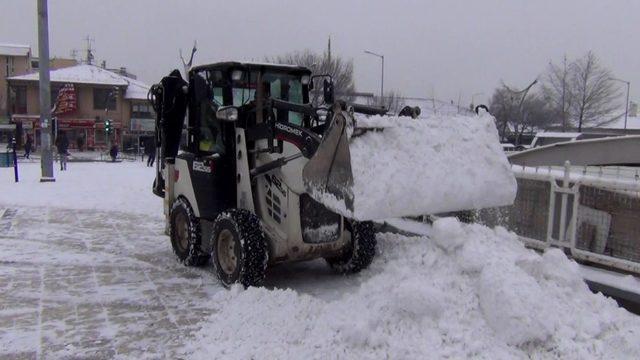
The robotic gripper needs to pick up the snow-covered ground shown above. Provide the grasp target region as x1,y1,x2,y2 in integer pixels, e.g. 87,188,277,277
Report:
1,162,640,359
1,161,160,217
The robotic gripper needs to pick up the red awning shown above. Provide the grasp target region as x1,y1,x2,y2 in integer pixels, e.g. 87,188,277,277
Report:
11,115,116,130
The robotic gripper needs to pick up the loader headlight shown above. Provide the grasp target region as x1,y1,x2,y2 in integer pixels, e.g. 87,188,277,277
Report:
301,75,310,85
231,70,244,82
216,106,239,122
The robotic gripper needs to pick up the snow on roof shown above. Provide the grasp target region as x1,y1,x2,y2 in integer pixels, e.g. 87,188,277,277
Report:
596,116,640,130
535,131,581,138
194,60,307,69
8,64,130,86
0,43,30,56
123,78,150,100
8,63,152,100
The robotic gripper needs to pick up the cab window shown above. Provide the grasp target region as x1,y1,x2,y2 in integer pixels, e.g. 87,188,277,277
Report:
196,70,225,154
232,71,258,106
262,72,304,125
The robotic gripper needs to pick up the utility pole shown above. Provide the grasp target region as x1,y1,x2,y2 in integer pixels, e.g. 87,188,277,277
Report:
38,0,55,182
364,50,384,100
610,78,630,131
84,35,95,65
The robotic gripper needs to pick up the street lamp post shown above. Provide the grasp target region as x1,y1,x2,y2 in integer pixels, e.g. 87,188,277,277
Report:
610,78,630,130
37,0,55,182
471,92,484,109
364,50,384,99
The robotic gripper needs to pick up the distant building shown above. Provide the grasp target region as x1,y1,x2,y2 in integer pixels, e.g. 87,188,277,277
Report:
346,92,473,116
1,43,32,123
1,43,80,124
544,116,640,137
30,57,78,71
7,64,154,151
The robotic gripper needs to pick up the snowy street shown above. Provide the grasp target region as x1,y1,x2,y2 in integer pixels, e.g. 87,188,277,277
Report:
0,205,220,358
3,0,640,358
2,162,640,359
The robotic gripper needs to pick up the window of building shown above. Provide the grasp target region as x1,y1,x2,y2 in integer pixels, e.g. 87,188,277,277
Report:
132,103,153,118
93,88,117,110
8,57,14,75
10,86,27,114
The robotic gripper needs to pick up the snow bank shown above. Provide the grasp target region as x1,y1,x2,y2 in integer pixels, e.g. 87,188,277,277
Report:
184,219,640,359
0,162,161,217
319,113,517,220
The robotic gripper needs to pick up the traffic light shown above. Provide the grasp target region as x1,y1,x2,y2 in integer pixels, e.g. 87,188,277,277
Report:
104,119,112,134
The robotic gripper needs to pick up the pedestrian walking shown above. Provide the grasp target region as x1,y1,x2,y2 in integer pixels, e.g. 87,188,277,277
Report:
110,144,119,162
146,137,155,167
24,135,32,159
56,131,69,171
76,135,84,152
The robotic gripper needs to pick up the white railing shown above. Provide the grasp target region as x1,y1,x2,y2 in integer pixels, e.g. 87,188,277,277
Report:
506,162,640,274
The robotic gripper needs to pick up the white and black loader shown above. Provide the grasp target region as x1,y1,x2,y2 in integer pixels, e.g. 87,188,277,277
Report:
149,62,517,287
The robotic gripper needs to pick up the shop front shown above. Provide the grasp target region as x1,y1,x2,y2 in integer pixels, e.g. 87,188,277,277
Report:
123,117,155,154
11,115,122,151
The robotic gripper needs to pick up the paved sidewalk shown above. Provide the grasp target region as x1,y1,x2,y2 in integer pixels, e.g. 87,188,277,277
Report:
0,206,220,359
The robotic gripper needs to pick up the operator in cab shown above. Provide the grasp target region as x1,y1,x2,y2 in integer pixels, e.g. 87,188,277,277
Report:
199,92,225,155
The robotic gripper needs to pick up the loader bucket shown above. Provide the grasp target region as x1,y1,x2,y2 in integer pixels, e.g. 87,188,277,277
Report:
303,108,518,221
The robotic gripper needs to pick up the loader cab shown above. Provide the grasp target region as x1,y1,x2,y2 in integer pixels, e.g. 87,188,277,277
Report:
187,62,312,142
178,62,313,219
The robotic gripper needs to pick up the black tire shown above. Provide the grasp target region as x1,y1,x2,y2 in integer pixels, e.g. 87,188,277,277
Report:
211,209,268,287
169,197,209,266
326,221,376,274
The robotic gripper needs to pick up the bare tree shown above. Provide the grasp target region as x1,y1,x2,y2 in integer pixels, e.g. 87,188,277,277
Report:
179,41,198,78
490,86,553,144
569,51,621,131
267,50,356,105
541,55,573,131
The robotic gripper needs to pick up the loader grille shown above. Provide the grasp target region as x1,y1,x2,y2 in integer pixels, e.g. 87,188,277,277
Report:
266,189,282,224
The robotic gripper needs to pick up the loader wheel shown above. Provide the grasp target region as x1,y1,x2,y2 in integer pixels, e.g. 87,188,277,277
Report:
454,210,477,224
211,209,268,288
169,198,209,266
326,221,376,274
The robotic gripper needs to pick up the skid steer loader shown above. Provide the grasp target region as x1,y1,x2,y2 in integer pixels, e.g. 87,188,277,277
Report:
149,62,516,287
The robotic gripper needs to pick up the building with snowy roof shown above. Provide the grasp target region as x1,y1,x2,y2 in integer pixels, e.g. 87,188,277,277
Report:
544,115,640,137
1,43,32,123
7,63,154,151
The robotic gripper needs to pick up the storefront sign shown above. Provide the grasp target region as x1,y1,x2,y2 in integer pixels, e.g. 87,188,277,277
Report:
57,119,95,129
53,83,77,115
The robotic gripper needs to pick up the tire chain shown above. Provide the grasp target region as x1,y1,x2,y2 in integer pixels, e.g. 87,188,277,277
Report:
327,221,377,274
170,197,210,266
214,209,269,287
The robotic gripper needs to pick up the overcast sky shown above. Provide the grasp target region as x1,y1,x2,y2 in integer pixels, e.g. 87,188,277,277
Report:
2,0,639,105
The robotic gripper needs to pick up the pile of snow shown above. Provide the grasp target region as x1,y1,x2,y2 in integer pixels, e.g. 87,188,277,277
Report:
313,113,517,220
0,162,161,217
184,218,640,359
